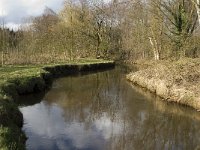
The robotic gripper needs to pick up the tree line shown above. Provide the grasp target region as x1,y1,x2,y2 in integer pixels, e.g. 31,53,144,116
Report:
0,0,200,65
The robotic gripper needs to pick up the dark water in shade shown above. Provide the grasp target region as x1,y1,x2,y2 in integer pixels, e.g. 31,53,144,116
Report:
19,66,200,150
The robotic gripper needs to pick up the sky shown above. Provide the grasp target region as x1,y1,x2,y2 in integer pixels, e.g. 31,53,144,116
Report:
0,0,111,30
0,0,65,30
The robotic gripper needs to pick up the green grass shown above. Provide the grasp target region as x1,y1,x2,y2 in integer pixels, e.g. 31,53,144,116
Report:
0,59,114,89
0,58,113,78
0,59,113,90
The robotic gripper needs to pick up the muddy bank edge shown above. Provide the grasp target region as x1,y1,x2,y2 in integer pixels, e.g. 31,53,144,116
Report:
126,59,200,111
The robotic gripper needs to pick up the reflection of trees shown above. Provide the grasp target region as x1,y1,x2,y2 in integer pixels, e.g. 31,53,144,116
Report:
131,110,200,149
44,68,123,123
123,84,200,150
18,92,45,106
129,84,200,121
43,67,200,150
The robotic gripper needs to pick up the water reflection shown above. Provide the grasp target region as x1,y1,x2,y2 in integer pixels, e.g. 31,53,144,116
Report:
20,67,200,150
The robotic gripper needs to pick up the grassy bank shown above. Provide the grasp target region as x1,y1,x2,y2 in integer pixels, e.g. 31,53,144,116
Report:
127,58,200,111
0,59,115,149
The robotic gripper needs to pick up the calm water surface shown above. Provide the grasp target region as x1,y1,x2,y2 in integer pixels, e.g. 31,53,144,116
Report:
19,67,200,150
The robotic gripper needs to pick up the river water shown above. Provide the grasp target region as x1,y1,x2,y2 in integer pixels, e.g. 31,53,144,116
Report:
19,66,200,150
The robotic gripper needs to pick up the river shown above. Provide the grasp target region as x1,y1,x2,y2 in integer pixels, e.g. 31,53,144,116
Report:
19,66,200,150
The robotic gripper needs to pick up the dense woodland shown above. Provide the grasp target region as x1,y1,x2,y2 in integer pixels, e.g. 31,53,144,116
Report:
1,0,200,65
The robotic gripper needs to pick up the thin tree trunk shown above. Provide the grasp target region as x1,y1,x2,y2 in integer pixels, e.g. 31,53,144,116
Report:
149,37,160,60
1,51,4,66
96,32,101,58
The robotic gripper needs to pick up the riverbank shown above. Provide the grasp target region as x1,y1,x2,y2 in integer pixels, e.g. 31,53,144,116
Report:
0,59,115,149
126,58,200,111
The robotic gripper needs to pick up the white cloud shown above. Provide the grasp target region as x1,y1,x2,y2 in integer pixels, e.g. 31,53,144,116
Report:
20,101,124,149
0,0,64,29
94,114,123,139
3,22,21,30
0,0,112,29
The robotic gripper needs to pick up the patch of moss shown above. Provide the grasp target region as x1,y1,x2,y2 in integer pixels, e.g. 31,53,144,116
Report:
0,100,25,150
0,126,26,150
0,100,23,127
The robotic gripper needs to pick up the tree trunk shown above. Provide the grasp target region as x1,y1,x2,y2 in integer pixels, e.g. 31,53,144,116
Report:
196,0,200,24
192,0,200,24
96,32,101,58
149,37,160,60
1,51,4,66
